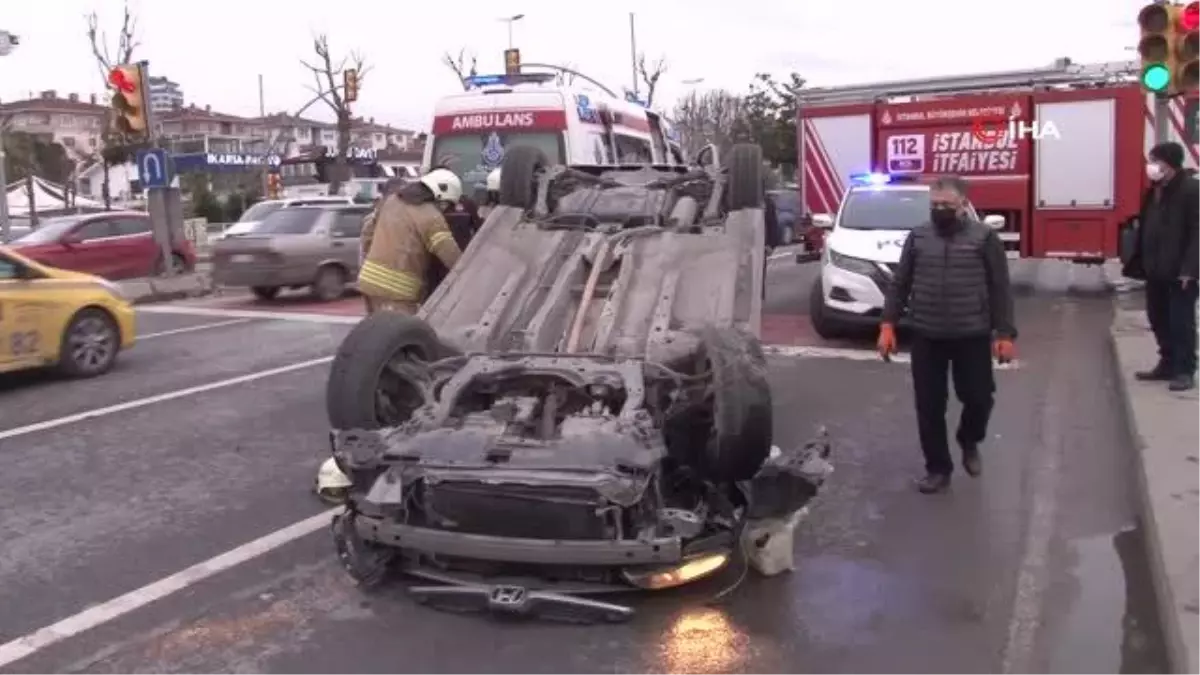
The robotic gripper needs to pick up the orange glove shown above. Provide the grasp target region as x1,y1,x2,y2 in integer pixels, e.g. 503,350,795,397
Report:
877,322,898,360
993,337,1016,364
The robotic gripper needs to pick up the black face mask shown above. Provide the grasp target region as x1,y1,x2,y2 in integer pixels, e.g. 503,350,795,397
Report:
930,207,958,229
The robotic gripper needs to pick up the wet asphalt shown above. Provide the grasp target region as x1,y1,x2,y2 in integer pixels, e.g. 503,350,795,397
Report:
0,260,1169,673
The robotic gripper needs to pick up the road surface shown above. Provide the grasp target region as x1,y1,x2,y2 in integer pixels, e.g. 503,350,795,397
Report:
0,256,1168,673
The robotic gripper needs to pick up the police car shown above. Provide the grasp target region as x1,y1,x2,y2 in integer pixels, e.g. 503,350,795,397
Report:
808,173,1005,338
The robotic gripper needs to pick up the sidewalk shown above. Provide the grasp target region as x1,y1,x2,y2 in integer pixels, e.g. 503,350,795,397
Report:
117,272,213,305
1110,307,1199,674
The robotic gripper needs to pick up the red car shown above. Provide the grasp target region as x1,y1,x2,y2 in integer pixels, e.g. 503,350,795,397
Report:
7,212,196,280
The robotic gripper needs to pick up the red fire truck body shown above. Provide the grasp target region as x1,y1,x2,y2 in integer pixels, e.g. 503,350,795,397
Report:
798,64,1198,262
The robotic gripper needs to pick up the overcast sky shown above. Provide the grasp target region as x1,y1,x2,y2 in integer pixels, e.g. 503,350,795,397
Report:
1,0,1140,132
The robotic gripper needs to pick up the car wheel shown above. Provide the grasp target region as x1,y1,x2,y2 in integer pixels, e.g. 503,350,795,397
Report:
696,325,773,482
251,286,280,301
325,312,455,429
312,265,347,302
809,279,846,340
499,145,547,209
726,144,765,210
58,308,120,378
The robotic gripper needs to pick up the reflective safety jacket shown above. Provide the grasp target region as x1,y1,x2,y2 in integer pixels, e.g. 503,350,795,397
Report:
358,195,462,302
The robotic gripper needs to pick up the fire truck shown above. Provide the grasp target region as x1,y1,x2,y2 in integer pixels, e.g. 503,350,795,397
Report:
796,60,1199,263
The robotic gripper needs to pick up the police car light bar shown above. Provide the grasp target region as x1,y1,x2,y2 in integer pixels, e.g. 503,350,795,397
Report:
850,172,892,185
849,172,920,186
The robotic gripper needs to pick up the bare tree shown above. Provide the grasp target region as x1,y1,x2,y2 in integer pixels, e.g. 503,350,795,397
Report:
442,49,478,91
301,34,371,194
636,54,668,107
672,89,745,159
84,1,139,210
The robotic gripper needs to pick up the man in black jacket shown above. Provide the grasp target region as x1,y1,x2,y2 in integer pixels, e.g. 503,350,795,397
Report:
1127,142,1199,392
878,175,1017,494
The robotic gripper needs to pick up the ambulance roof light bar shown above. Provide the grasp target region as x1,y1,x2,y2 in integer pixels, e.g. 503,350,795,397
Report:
463,72,558,89
796,60,1139,106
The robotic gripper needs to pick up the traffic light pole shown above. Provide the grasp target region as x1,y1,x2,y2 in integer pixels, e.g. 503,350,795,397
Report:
135,60,180,279
1155,95,1173,143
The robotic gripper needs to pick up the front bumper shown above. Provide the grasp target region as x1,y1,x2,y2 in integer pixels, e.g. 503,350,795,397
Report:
354,515,684,566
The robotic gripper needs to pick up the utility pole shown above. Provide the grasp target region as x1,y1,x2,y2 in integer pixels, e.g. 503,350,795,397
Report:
0,29,19,242
629,13,638,97
258,74,269,197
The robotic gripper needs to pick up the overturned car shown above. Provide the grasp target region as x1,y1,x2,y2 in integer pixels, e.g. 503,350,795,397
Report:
325,144,833,621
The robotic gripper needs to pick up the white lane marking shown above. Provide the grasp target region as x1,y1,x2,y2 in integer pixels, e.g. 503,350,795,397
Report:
136,305,361,325
137,318,256,340
0,356,334,441
765,344,1021,370
0,508,339,669
1001,305,1072,673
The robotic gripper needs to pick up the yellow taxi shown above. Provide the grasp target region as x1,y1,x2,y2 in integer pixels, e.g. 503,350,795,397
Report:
0,244,136,377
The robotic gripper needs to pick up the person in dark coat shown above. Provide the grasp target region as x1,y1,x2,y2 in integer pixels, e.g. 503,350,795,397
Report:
878,175,1017,494
1124,142,1199,392
761,183,782,299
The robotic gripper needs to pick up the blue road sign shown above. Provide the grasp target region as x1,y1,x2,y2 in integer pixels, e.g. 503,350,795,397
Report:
136,149,172,188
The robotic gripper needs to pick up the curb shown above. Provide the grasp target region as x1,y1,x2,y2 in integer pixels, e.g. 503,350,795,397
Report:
1109,307,1198,675
119,273,215,306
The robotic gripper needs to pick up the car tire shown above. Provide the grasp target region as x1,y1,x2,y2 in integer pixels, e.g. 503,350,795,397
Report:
251,286,281,301
58,307,120,378
312,265,347,302
726,143,765,210
326,312,454,429
499,145,547,209
699,325,773,482
809,279,846,340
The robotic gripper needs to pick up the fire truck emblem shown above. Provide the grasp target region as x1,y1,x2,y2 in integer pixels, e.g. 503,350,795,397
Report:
1009,102,1022,119
881,110,893,126
481,132,505,167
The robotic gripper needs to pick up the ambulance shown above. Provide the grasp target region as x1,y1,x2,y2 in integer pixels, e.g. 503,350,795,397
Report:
422,72,687,194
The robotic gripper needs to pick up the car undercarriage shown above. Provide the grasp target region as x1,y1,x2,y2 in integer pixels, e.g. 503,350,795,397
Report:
325,144,834,621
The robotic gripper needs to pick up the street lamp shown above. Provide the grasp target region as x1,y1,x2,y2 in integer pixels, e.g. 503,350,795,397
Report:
500,14,525,49
0,29,19,241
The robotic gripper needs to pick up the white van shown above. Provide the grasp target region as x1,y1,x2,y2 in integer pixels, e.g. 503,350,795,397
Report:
808,173,1004,338
216,196,355,240
422,72,685,193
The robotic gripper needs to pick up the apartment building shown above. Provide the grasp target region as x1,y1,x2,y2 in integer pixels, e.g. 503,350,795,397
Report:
147,76,185,114
0,90,107,158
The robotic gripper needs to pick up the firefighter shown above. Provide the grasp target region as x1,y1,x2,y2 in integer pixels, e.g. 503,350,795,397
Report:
358,168,463,315
479,168,501,221
359,178,408,314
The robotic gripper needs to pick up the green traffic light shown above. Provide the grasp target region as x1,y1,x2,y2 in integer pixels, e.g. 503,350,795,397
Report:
1142,63,1171,92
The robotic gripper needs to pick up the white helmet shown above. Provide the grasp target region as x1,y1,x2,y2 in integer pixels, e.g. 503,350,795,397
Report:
486,168,502,192
419,168,462,203
315,457,351,504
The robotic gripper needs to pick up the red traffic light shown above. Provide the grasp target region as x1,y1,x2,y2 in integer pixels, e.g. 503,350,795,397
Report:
108,67,136,94
1181,2,1200,32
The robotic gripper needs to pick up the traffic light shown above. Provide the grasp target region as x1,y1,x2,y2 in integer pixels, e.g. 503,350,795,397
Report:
266,172,282,199
344,68,359,104
1177,1,1199,92
504,48,520,76
108,63,148,136
1139,3,1174,93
